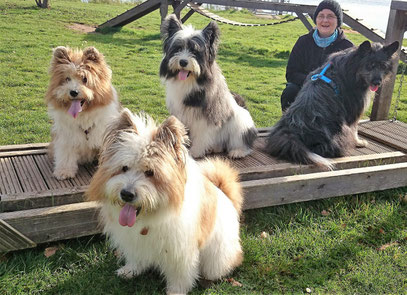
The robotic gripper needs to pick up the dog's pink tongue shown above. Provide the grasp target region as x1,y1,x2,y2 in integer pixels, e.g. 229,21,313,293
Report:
68,100,82,118
370,85,379,92
119,204,137,227
178,70,189,81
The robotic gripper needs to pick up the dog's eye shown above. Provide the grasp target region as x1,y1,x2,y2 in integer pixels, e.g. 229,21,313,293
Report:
82,77,87,84
144,170,154,177
66,77,71,82
122,166,129,173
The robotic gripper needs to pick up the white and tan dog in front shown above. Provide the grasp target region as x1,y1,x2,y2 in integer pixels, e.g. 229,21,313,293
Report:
87,108,243,295
45,46,121,180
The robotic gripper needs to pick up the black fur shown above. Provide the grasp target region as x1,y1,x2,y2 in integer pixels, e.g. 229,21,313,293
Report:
265,41,399,166
242,127,258,148
184,88,207,107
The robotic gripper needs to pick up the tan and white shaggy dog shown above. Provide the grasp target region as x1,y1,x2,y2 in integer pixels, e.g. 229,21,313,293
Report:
45,46,121,180
87,108,243,295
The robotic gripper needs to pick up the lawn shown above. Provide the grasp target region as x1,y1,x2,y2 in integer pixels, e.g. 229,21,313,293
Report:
0,0,406,294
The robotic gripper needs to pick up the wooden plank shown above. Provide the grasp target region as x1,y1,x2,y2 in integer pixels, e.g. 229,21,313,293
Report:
242,162,407,210
0,219,36,252
0,157,23,195
0,149,47,158
34,154,72,190
359,121,407,152
0,202,102,245
0,143,48,153
69,166,92,187
12,156,48,192
1,186,87,212
239,151,407,181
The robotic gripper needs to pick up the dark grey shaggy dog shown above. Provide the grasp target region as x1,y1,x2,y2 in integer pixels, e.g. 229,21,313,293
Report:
265,40,399,169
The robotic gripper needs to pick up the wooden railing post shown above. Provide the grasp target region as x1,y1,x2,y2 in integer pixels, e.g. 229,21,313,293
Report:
371,2,407,121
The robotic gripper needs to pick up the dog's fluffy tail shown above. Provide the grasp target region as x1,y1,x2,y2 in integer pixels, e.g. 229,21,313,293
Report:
199,158,243,214
265,127,334,170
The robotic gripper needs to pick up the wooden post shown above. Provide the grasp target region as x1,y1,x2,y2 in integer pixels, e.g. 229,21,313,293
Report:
371,1,407,121
160,0,168,21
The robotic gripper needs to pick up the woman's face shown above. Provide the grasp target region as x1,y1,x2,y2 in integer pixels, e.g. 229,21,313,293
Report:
316,8,338,38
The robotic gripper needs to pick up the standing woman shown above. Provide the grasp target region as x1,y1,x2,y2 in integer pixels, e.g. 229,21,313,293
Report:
280,0,354,112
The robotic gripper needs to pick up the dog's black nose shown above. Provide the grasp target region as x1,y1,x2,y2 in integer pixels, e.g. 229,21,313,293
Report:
120,189,136,202
70,90,79,97
179,59,188,67
371,79,381,86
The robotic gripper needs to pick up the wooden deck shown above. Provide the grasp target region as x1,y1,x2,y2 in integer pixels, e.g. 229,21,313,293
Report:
1,120,407,252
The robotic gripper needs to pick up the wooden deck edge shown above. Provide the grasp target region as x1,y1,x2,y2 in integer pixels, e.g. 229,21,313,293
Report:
0,201,102,250
239,151,407,181
242,162,407,210
1,186,88,212
1,162,407,251
0,143,49,153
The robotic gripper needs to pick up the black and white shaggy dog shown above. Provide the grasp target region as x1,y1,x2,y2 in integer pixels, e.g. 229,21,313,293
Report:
160,15,257,158
265,40,399,169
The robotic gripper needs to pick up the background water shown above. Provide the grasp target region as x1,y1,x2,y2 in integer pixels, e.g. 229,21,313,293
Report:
293,0,391,34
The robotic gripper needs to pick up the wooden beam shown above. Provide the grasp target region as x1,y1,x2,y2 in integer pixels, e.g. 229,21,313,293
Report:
181,2,201,23
1,186,87,212
0,219,36,252
242,162,407,210
293,9,313,32
0,202,102,246
371,6,407,120
160,0,169,21
98,0,162,29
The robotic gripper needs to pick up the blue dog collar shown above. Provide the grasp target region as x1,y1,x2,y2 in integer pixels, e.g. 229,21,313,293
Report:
311,63,339,95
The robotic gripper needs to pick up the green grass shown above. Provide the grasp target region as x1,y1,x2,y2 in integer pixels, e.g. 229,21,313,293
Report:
0,1,406,294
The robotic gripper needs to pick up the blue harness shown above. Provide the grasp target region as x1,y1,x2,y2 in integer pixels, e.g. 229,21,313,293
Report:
311,62,339,95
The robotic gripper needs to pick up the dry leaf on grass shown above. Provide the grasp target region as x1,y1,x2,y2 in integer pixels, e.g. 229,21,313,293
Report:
227,278,243,287
377,241,399,251
44,246,59,258
321,210,330,216
260,231,269,239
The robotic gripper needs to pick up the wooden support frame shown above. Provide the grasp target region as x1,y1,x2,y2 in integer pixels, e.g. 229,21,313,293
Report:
1,121,407,252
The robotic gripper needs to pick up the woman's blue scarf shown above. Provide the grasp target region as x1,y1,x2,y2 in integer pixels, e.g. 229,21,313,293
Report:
313,29,338,48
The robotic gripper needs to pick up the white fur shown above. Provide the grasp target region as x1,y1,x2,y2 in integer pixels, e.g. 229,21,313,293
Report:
164,78,255,158
95,111,242,294
49,90,120,179
100,157,241,295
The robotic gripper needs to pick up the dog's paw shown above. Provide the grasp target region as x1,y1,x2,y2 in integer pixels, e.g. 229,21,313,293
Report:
53,167,77,180
355,139,368,148
227,148,251,159
116,265,137,279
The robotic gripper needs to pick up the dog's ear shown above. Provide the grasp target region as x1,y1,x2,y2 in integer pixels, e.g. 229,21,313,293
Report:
154,116,189,161
161,14,182,40
357,41,372,56
103,109,138,147
383,41,399,58
202,21,220,61
83,47,103,64
52,46,71,65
